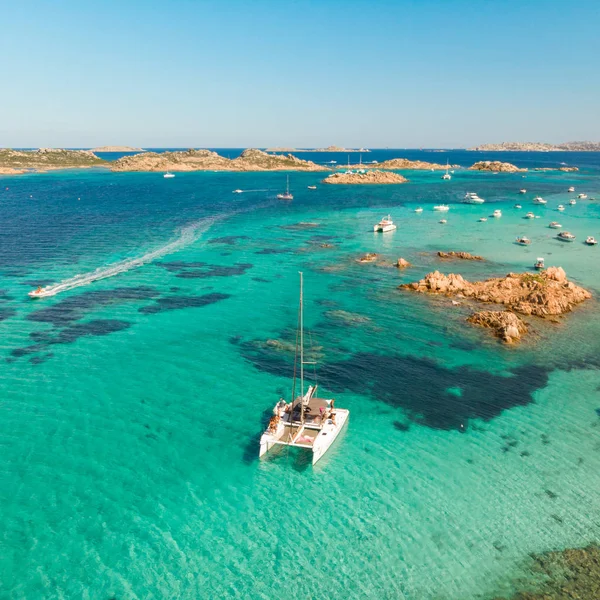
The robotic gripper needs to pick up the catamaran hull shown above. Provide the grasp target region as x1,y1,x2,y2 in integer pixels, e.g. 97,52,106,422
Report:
311,409,349,465
374,225,397,232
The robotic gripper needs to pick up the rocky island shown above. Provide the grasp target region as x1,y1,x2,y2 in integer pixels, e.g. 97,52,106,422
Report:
265,146,369,152
469,141,600,151
90,146,144,152
111,148,328,172
401,267,591,343
323,170,408,184
469,160,526,173
0,148,106,174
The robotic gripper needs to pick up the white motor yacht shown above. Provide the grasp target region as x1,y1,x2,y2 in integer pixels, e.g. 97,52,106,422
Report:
277,175,294,200
534,257,545,269
439,219,447,224
163,172,175,178
516,236,531,246
259,274,349,465
492,209,502,218
307,185,317,190
578,193,587,199
464,192,485,204
533,196,547,205
586,236,598,245
557,205,565,211
434,205,450,211
557,231,576,242
569,199,576,206
373,215,397,232
514,204,522,209
479,217,488,222
414,207,423,213
519,189,527,194
525,212,535,219
549,221,562,229
568,186,575,192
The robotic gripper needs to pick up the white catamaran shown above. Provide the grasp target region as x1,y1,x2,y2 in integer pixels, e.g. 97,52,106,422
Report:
259,273,349,464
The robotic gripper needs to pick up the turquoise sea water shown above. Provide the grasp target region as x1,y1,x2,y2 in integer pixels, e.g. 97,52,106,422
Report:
1,154,600,599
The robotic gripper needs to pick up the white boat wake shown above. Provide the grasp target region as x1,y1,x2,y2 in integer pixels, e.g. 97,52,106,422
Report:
30,215,221,298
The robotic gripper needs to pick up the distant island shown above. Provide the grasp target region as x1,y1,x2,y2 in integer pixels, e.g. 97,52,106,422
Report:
0,148,105,174
111,148,329,172
343,158,453,170
265,146,370,153
468,141,600,152
90,146,144,152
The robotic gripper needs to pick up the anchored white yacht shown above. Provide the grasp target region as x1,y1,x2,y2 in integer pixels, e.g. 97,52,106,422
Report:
434,204,450,211
442,161,451,180
568,186,575,192
463,192,485,204
557,231,576,242
578,193,587,199
525,212,535,219
414,207,423,213
557,205,565,211
492,209,502,218
549,221,562,229
516,236,531,246
535,257,545,269
519,189,527,194
586,236,598,245
164,172,175,178
259,274,349,465
533,196,547,205
277,175,293,200
373,215,397,232
569,199,576,206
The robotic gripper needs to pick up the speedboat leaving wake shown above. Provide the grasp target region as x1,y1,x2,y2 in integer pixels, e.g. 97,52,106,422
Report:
28,216,220,298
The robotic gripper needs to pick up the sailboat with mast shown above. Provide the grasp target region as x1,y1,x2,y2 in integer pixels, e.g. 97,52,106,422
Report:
442,160,451,180
277,175,293,200
259,273,349,464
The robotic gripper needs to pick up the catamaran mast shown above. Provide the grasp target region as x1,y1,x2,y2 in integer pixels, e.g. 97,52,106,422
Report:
299,271,305,424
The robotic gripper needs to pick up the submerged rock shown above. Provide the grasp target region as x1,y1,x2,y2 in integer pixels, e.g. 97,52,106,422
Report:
396,258,411,268
437,251,484,261
357,253,379,263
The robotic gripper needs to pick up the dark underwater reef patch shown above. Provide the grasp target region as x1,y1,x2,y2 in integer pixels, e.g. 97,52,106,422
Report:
138,293,230,314
239,342,550,430
207,235,250,245
0,308,16,322
254,248,292,255
27,286,158,327
157,261,253,279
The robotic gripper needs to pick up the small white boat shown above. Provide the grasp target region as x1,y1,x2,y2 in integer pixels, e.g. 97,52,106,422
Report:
164,172,175,178
233,189,243,194
28,286,51,298
307,185,317,190
277,175,294,200
533,196,547,205
514,204,522,209
568,186,575,192
549,221,562,229
439,219,447,224
329,161,337,164
578,193,587,199
557,205,565,211
373,215,397,232
557,231,576,242
569,199,576,206
534,257,545,269
479,217,488,222
259,274,349,465
525,212,535,219
442,161,451,180
464,192,485,204
492,209,502,218
414,207,423,213
586,236,598,245
434,205,450,212
516,236,531,246
519,189,527,194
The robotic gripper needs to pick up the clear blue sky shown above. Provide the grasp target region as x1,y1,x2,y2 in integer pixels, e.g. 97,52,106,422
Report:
1,0,599,148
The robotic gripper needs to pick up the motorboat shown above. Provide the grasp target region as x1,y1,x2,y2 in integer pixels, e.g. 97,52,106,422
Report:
519,189,527,194
549,221,562,229
434,205,450,211
578,193,587,199
557,205,565,211
569,199,576,206
479,217,488,222
307,185,317,190
28,286,51,298
232,189,243,194
439,219,447,224
492,209,502,218
514,204,522,209
463,192,485,204
373,215,397,232
557,231,576,242
277,175,294,200
534,257,545,269
533,196,547,205
525,212,535,219
568,186,575,192
516,236,531,246
163,172,175,178
259,273,349,465
414,207,423,213
585,236,598,245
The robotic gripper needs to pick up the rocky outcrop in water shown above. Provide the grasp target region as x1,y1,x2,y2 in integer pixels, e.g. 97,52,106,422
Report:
402,267,591,342
467,310,527,343
364,158,453,170
111,148,328,172
396,258,411,268
0,148,105,174
470,161,526,173
437,251,484,261
323,170,408,184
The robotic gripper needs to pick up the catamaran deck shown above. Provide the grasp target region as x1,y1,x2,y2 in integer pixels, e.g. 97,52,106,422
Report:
289,395,332,427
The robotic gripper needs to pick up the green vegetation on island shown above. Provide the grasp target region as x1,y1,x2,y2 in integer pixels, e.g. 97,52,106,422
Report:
0,148,106,174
